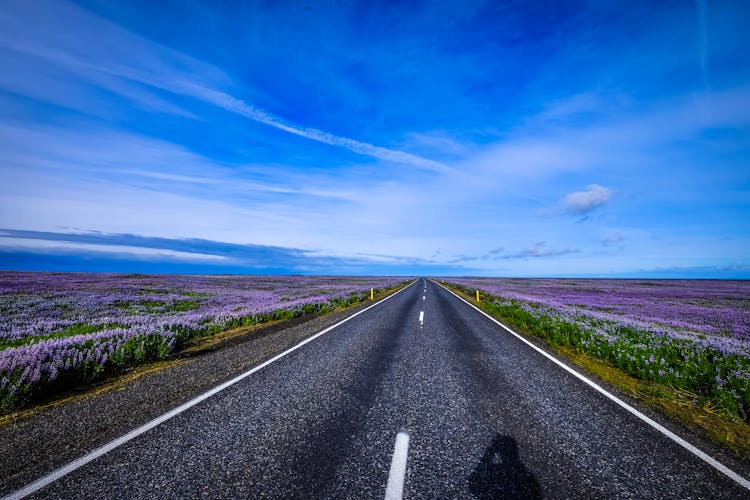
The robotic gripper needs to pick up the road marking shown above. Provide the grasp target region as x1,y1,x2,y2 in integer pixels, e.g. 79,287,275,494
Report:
419,311,424,326
385,432,410,500
422,295,425,300
2,281,418,500
434,281,750,491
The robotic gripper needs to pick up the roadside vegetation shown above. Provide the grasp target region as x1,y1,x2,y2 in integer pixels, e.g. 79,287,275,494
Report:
0,273,410,413
441,280,750,460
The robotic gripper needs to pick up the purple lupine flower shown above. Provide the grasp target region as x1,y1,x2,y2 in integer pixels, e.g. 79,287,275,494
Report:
1,272,409,404
443,277,750,419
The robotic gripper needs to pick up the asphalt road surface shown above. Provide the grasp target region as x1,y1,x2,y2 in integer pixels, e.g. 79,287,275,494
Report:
6,279,749,498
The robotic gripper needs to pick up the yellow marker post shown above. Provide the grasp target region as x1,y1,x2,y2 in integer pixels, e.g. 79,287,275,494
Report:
370,288,374,300
476,289,480,302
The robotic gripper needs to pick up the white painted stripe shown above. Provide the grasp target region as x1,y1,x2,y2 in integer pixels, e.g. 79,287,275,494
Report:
434,281,750,491
384,432,410,500
2,280,418,500
419,311,424,326
423,295,425,300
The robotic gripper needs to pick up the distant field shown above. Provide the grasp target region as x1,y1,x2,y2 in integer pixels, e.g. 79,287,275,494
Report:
0,272,408,411
443,278,750,422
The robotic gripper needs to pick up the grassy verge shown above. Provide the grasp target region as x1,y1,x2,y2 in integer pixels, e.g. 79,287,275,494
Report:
0,281,412,416
440,281,750,462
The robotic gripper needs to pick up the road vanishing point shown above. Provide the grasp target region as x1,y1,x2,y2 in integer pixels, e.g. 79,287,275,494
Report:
3,279,749,499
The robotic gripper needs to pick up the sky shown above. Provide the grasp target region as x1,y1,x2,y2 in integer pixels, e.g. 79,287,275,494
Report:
0,0,749,277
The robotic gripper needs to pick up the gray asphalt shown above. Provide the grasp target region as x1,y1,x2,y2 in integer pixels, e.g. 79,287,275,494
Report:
10,279,750,498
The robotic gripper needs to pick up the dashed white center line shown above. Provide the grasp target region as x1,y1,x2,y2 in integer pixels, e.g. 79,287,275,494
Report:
384,432,410,500
418,311,424,326
2,282,421,500
422,295,425,300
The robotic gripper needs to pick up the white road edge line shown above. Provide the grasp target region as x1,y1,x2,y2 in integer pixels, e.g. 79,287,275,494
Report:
385,432,410,500
433,280,750,491
3,280,418,500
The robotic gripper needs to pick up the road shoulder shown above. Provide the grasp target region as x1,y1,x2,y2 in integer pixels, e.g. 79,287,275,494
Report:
0,288,406,494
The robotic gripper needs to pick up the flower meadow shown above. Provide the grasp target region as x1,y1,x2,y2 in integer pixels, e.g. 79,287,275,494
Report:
0,272,408,411
444,278,750,421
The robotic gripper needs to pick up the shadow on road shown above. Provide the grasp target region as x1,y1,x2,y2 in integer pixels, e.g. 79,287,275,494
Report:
468,435,542,499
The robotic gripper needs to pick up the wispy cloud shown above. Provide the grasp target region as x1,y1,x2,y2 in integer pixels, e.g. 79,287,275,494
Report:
1,1,748,278
0,236,229,263
511,242,580,259
482,242,580,260
0,0,447,172
563,185,613,215
532,92,606,123
0,229,470,275
181,85,452,173
445,254,480,264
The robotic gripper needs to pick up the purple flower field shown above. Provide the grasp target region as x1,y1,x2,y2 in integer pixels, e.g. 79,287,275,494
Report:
0,272,408,410
444,278,750,420
447,278,750,350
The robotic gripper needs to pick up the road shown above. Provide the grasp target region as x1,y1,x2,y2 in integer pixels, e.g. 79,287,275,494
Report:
5,279,749,498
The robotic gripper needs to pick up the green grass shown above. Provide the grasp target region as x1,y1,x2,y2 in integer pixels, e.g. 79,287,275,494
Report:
0,322,128,350
447,283,749,422
443,282,750,460
0,282,410,415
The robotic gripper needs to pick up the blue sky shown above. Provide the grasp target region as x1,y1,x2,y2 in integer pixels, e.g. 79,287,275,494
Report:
1,0,749,277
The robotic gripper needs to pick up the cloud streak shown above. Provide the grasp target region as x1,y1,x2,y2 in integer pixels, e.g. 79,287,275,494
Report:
506,243,580,260
1,1,748,278
467,242,580,261
0,228,466,275
0,0,447,172
183,84,452,173
0,236,229,262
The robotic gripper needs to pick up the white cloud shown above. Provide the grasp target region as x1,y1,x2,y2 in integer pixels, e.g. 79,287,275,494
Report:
0,237,229,262
563,184,613,214
1,1,747,276
510,242,580,259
